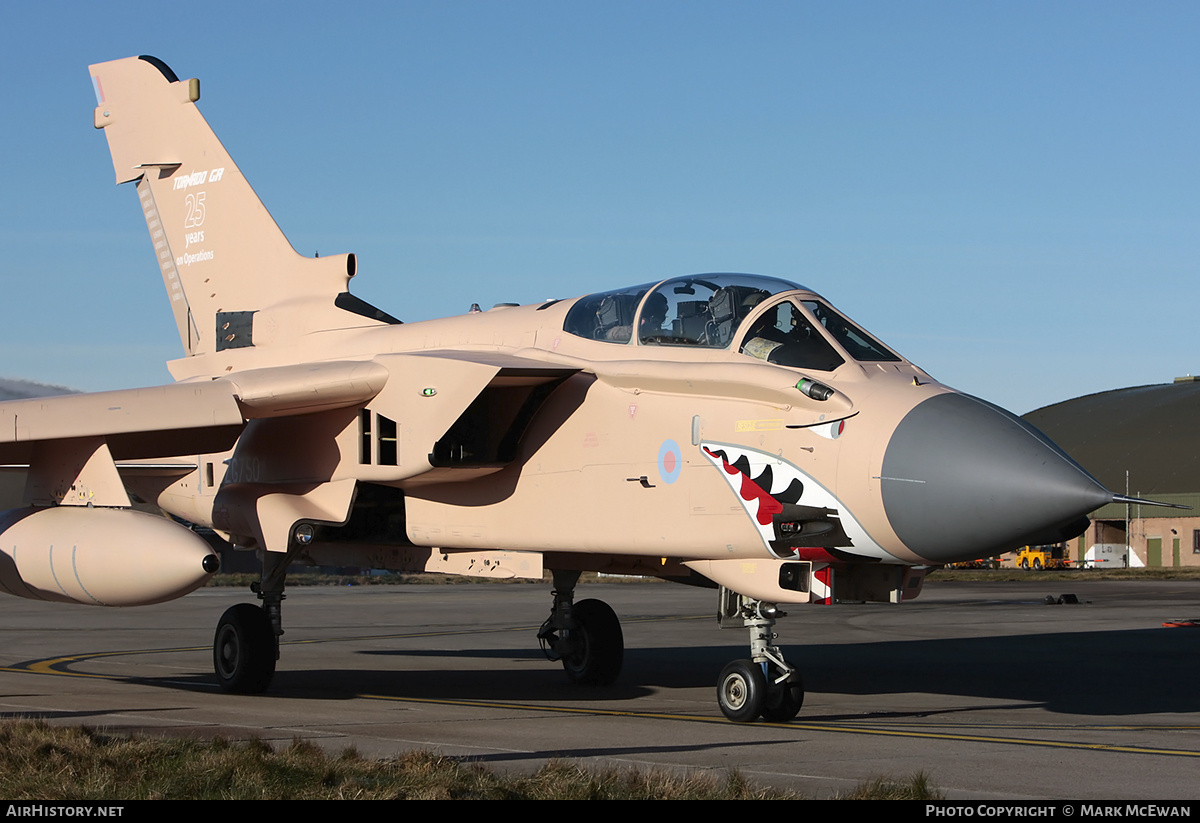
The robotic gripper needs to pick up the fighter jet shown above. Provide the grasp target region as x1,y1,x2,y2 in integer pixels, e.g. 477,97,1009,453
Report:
0,56,1137,723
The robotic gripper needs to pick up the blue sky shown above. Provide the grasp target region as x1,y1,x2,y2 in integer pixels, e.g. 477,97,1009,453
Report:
1,2,1197,414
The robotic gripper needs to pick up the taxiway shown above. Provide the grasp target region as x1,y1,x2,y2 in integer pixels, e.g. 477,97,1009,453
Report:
1,579,1197,799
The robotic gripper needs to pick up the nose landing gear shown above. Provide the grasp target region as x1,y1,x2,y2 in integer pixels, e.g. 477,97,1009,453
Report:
716,586,804,723
717,659,766,722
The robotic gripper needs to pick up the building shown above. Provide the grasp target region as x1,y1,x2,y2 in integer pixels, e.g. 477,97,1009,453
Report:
1024,377,1200,568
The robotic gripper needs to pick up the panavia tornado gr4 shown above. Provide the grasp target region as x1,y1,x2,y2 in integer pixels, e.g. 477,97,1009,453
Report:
0,56,1146,723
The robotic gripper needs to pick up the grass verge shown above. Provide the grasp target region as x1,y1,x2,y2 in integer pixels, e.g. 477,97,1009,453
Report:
0,721,940,800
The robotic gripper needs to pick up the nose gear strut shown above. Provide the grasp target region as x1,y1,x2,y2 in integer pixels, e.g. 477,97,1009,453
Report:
715,586,804,722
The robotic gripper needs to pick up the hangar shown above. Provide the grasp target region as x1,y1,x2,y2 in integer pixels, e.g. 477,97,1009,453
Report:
1024,377,1200,568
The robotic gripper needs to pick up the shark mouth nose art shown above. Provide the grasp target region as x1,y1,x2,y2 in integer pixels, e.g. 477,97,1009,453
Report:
699,442,884,561
701,444,804,523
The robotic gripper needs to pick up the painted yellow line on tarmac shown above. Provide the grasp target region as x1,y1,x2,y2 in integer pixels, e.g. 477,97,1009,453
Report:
367,693,725,723
10,645,211,677
363,693,1200,758
3,614,705,677
7,616,1198,759
785,722,1200,758
866,719,1200,733
2,625,549,677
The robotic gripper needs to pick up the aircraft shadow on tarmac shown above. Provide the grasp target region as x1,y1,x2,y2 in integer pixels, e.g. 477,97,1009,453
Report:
797,627,1200,717
114,625,1200,717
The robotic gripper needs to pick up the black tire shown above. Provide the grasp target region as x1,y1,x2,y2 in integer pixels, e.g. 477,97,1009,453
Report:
213,603,276,694
717,659,767,723
1033,558,1043,571
1020,558,1030,570
562,599,624,685
760,660,804,722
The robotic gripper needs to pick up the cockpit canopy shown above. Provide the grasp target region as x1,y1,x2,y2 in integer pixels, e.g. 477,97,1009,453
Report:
563,274,802,347
563,273,901,372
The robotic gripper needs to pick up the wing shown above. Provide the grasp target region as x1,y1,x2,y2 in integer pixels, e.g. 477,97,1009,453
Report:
0,360,389,507
2,353,578,553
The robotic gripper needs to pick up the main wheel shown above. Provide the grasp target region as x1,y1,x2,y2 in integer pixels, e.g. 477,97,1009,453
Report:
760,660,804,722
1033,557,1043,570
717,659,767,722
213,603,276,694
562,599,624,685
1020,558,1030,570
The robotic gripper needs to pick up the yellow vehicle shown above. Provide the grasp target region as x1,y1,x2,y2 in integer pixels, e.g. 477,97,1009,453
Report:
1016,544,1069,570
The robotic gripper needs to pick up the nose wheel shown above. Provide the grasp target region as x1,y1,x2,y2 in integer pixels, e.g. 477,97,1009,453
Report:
717,660,767,722
761,660,804,722
715,587,805,722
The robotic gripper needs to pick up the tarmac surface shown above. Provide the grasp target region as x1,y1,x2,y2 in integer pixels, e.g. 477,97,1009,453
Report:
1,578,1199,799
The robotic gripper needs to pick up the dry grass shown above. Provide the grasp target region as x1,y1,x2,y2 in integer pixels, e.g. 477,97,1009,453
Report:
0,721,941,800
834,772,943,800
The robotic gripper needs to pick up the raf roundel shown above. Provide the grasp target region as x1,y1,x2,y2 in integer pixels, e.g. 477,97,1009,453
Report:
658,439,683,484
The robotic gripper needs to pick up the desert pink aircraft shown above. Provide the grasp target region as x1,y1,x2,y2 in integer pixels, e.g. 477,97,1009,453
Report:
0,56,1139,722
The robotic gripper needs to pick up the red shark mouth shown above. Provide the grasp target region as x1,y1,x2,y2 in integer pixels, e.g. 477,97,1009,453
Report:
701,445,803,526
700,441,899,564
700,441,861,562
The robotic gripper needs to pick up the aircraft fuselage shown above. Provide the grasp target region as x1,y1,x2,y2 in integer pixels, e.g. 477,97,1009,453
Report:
144,275,1107,590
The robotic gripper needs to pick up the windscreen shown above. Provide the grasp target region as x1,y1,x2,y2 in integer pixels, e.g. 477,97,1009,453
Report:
801,300,900,362
739,301,845,371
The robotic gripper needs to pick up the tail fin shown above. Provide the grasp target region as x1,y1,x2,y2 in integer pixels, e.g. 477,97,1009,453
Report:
89,56,359,366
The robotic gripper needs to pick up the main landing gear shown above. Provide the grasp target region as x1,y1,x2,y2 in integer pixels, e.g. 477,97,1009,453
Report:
213,545,292,694
538,570,624,685
209,555,802,724
715,586,804,723
534,574,802,723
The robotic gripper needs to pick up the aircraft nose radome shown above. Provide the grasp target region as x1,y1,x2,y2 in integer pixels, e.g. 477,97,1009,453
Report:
880,393,1111,563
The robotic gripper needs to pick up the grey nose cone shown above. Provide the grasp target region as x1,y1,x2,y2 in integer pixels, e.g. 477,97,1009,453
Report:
881,393,1111,563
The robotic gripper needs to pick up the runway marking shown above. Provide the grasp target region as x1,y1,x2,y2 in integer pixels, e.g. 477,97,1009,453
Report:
0,614,702,678
359,693,1200,758
10,647,210,678
6,617,1200,760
